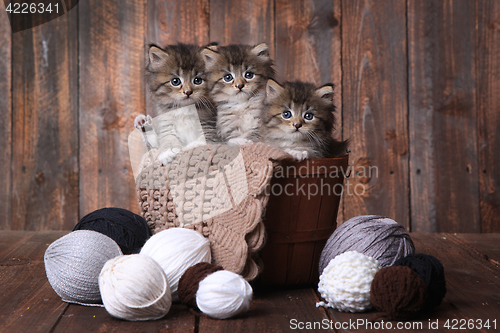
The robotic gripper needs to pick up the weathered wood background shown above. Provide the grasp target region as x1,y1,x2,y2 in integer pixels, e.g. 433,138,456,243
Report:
0,0,498,232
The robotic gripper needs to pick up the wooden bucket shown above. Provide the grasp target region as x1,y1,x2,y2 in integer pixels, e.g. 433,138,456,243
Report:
258,154,349,286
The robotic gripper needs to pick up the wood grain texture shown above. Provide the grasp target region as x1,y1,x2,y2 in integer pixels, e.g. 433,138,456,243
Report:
408,0,480,232
341,0,409,228
78,0,145,216
210,0,274,54
411,234,500,324
0,1,11,230
477,0,500,232
199,288,330,333
53,304,196,333
11,8,79,230
0,231,69,333
147,0,209,47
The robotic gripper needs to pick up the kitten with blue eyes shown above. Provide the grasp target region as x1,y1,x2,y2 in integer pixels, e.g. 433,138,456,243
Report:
201,43,275,144
261,80,348,161
134,44,216,164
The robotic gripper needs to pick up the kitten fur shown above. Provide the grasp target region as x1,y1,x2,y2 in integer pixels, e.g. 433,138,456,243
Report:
201,43,275,143
261,80,347,160
139,43,216,164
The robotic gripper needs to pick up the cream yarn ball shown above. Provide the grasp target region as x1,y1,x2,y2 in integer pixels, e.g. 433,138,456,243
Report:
317,251,381,312
140,228,211,301
197,270,252,319
44,230,123,306
99,254,172,321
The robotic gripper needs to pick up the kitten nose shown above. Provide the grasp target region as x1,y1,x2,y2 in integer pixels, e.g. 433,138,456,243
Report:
236,83,244,90
294,122,302,129
184,89,193,96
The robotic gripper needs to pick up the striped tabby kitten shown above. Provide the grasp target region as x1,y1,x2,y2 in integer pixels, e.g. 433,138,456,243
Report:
134,44,216,164
201,43,274,144
261,80,347,161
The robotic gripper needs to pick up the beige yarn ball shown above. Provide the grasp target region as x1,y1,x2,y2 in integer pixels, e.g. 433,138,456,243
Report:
99,254,172,321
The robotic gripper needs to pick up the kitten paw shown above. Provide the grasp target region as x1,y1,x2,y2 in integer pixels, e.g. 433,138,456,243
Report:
134,114,153,130
158,148,181,165
284,149,308,161
228,137,252,145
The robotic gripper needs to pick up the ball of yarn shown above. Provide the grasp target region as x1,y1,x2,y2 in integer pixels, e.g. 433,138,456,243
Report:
73,207,151,255
44,230,123,305
178,262,223,308
99,254,172,321
178,262,252,319
319,215,414,274
394,254,446,309
317,251,381,312
370,266,428,320
140,228,211,301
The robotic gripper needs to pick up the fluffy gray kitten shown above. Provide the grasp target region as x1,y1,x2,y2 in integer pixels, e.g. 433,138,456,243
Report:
201,43,275,145
134,44,216,164
261,80,348,161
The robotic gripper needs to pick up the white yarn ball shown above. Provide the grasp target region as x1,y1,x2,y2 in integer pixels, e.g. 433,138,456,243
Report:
140,228,211,301
99,254,172,321
317,251,381,312
44,230,123,306
197,270,252,319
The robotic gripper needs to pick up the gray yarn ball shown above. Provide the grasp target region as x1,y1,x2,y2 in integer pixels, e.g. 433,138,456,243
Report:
319,215,414,275
44,230,123,306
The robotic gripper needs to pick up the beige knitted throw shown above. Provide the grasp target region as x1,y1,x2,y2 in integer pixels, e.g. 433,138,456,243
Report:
136,142,291,281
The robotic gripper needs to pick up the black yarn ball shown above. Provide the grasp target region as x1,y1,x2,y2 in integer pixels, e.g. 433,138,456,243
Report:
394,254,446,309
73,207,151,255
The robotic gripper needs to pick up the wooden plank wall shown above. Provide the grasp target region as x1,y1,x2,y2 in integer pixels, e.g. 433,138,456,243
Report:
0,1,12,230
10,1,79,230
0,0,499,232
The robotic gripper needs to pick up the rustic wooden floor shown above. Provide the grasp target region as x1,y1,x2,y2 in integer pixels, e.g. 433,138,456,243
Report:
0,232,499,332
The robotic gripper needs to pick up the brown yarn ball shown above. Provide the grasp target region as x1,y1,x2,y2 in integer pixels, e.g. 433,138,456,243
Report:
178,262,223,308
370,266,428,320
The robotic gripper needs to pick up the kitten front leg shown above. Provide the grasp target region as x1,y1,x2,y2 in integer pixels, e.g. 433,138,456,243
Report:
134,114,156,149
284,149,309,162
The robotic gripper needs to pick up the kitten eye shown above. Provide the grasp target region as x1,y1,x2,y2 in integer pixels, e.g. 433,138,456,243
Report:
193,77,203,85
282,111,292,119
304,112,314,120
223,74,233,82
244,71,254,79
171,78,181,86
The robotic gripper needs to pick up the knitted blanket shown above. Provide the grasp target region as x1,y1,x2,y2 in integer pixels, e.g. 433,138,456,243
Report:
135,142,291,280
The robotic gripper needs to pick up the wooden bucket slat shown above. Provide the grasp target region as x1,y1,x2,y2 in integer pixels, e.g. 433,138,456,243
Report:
259,154,349,286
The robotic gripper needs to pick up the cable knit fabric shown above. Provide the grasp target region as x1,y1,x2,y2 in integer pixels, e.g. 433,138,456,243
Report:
136,142,290,281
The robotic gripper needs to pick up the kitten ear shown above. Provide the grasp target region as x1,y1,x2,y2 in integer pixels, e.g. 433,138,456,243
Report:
315,84,335,102
266,79,284,101
201,47,220,69
251,43,270,59
149,46,169,70
205,43,218,52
